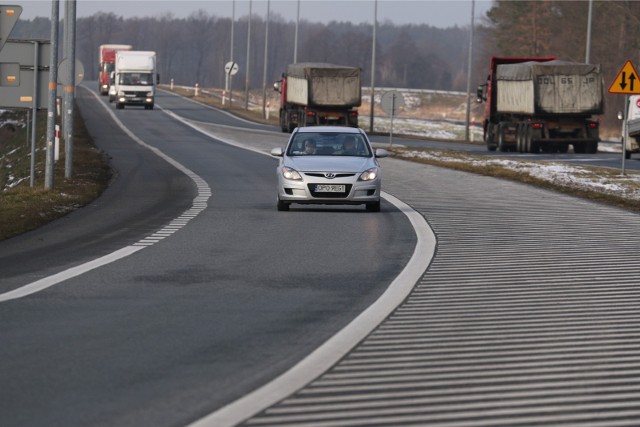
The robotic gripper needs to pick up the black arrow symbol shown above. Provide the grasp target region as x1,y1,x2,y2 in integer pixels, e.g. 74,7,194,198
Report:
621,72,628,90
631,73,637,91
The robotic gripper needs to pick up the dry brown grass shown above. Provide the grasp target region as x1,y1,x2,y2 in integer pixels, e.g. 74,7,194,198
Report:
0,108,111,241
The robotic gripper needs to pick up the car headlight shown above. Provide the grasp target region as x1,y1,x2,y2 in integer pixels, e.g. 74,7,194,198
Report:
146,92,153,97
358,167,378,181
282,166,302,181
117,91,125,96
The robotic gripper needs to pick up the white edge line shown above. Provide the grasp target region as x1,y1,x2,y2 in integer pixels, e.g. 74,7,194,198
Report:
159,107,437,427
186,192,436,427
158,87,260,126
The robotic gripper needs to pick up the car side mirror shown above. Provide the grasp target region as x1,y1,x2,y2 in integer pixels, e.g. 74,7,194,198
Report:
273,81,281,92
270,147,284,157
375,148,389,158
618,111,624,120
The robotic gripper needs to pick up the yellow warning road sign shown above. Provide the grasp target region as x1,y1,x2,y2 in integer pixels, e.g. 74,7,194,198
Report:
609,60,640,94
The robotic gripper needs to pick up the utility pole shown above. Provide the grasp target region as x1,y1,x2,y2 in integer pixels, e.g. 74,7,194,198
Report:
585,0,593,63
293,0,299,63
63,0,76,179
262,0,270,118
244,0,252,110
45,0,59,190
465,0,475,143
369,0,377,133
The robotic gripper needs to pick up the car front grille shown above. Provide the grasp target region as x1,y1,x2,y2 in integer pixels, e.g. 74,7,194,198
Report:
304,173,356,178
307,183,352,198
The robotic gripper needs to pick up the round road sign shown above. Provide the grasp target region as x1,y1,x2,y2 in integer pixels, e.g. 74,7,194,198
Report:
380,90,405,115
225,61,239,76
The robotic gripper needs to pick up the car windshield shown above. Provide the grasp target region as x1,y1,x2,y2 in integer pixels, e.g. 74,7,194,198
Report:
287,132,372,157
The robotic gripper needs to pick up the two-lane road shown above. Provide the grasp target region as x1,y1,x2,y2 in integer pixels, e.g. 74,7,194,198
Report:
0,85,418,427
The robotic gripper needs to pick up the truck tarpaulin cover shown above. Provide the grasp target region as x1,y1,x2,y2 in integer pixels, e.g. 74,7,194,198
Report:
286,62,361,107
496,60,603,115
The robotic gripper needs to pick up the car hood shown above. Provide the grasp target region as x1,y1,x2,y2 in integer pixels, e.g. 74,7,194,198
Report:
286,156,374,173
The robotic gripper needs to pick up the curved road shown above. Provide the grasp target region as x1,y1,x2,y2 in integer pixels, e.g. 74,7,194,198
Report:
0,85,417,427
155,91,640,426
3,85,640,427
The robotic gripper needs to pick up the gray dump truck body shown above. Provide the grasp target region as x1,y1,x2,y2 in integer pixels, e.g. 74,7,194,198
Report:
276,63,361,132
495,61,603,115
478,57,604,154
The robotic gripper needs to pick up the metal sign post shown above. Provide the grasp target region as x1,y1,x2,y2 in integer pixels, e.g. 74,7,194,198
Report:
224,61,238,108
623,95,629,175
380,90,404,147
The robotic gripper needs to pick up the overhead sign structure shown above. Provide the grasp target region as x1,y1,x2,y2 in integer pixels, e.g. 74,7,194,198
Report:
0,5,22,52
0,40,51,109
609,60,640,95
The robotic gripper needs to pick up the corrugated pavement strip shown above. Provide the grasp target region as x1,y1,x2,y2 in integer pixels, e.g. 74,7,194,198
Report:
240,158,640,427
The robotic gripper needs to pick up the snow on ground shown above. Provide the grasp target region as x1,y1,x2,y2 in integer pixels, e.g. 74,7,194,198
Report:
396,149,640,202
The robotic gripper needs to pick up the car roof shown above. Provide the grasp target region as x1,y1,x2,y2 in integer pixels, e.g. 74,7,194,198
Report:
293,126,364,135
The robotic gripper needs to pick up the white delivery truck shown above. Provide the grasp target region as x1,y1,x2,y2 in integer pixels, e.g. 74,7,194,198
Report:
114,51,157,110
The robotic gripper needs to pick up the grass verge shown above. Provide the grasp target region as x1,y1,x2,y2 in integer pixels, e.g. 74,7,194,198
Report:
0,108,111,241
389,147,640,213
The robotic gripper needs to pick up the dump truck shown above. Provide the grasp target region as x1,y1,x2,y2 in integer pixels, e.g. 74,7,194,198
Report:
98,44,132,95
274,63,361,132
114,51,157,110
477,57,604,154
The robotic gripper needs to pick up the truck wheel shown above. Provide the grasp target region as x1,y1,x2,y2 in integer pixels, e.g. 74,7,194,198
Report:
486,123,497,151
515,124,524,153
497,124,507,152
573,142,585,154
116,103,124,110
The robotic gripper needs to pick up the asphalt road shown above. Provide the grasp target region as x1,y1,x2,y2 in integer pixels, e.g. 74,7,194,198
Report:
0,85,416,427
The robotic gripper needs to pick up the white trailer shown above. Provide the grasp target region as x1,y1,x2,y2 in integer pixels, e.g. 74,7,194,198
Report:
114,51,157,110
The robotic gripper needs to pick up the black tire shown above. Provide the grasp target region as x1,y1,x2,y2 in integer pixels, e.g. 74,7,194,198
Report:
515,124,523,153
366,201,381,212
277,198,290,211
116,103,124,110
625,150,632,160
524,124,534,153
497,124,507,152
486,123,497,151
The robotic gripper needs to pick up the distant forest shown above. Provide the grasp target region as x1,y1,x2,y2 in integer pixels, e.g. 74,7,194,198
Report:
10,1,640,124
10,10,478,92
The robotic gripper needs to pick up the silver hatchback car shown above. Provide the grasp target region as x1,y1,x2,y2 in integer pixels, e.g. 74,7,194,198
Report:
270,126,388,212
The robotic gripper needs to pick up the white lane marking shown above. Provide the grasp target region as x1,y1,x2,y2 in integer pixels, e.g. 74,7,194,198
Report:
0,87,211,303
158,88,261,127
159,105,438,427
0,246,143,302
186,192,436,427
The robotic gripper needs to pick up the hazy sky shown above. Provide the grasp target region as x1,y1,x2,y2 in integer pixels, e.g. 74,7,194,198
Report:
14,0,493,28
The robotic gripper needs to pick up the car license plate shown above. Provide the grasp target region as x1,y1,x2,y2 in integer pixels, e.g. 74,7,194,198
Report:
315,184,345,192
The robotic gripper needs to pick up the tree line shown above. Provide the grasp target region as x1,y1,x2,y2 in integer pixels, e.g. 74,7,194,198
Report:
10,1,640,129
11,10,471,94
